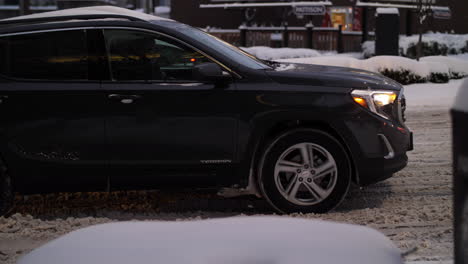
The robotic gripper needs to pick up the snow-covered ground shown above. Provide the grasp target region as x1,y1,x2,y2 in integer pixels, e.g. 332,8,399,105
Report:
405,79,464,111
0,78,463,264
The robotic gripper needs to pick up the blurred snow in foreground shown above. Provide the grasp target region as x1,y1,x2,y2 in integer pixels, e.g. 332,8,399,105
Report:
18,217,403,264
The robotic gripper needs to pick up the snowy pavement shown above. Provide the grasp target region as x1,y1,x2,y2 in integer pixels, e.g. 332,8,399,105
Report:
0,79,464,264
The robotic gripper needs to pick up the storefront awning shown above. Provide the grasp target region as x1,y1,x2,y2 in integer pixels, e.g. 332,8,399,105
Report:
200,1,333,9
356,1,450,11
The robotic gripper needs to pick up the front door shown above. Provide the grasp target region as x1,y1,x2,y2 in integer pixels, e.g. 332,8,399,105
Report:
100,29,238,188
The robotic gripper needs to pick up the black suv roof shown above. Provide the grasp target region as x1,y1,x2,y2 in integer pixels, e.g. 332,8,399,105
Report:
0,6,172,27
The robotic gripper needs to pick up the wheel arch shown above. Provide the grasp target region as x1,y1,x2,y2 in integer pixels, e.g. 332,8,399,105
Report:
248,119,359,189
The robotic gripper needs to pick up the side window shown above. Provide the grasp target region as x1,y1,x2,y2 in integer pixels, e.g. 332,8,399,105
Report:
1,30,88,80
104,29,211,82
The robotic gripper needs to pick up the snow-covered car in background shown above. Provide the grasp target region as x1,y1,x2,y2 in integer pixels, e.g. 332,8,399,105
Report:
452,78,468,264
18,217,404,264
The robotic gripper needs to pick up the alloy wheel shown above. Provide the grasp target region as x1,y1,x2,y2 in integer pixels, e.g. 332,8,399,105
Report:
274,142,338,206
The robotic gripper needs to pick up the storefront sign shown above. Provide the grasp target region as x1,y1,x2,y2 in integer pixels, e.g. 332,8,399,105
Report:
367,0,436,3
433,9,451,19
294,6,326,16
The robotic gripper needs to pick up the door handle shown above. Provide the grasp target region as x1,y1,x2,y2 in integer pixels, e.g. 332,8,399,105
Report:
108,94,141,104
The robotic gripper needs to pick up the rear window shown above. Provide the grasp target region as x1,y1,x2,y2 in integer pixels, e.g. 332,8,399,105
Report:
0,30,89,81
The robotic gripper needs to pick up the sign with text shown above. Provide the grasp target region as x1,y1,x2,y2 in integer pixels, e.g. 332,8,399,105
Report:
433,9,451,19
362,0,436,3
294,5,326,16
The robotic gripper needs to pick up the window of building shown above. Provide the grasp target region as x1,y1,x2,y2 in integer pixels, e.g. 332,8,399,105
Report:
0,30,89,80
104,29,210,82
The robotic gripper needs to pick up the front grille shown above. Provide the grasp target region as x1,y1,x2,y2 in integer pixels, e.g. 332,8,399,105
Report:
399,95,407,123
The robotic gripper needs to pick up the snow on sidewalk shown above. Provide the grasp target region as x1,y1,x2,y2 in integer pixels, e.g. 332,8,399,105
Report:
404,78,465,111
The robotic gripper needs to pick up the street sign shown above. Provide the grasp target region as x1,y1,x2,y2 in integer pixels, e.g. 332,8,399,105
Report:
294,5,326,16
433,9,451,19
367,0,436,3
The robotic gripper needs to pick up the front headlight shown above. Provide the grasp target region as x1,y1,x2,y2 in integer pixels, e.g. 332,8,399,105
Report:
351,90,398,120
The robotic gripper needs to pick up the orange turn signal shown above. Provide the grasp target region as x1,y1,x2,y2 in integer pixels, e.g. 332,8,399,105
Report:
353,97,368,108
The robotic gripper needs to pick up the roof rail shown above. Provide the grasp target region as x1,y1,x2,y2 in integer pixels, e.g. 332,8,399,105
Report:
0,14,147,26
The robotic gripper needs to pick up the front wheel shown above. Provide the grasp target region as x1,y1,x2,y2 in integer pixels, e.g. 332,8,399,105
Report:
258,129,351,214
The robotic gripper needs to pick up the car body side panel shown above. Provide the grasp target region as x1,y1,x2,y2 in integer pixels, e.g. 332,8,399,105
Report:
0,81,108,193
102,82,240,189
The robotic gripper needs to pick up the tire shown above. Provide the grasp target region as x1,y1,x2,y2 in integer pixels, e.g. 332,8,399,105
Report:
258,129,351,214
0,161,13,216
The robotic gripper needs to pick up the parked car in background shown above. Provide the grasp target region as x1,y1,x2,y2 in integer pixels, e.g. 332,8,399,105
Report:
0,6,412,215
18,217,404,264
452,79,468,264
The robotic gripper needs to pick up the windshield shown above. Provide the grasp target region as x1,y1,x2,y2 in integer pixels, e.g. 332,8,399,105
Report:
155,22,272,70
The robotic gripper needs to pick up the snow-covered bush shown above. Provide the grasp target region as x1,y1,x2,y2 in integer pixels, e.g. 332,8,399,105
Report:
277,55,467,85
362,41,375,58
362,33,468,58
421,56,468,79
379,69,426,85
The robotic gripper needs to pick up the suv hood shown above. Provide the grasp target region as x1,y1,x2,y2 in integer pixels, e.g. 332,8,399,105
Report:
266,62,402,91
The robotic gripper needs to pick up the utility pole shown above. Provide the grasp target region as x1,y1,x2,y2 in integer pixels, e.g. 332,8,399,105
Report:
416,0,431,60
145,0,154,14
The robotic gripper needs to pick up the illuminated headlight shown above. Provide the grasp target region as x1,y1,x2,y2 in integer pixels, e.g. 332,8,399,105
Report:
351,90,398,120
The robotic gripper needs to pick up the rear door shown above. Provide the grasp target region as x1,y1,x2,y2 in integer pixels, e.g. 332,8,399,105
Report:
0,29,107,193
100,28,239,188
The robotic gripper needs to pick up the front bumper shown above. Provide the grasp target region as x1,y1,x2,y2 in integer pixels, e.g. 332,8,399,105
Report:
334,107,413,186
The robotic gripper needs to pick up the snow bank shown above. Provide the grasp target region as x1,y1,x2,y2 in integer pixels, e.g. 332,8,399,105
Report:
421,56,468,78
400,33,468,55
18,217,403,264
365,56,430,77
363,33,468,57
242,46,321,60
278,55,429,75
277,55,467,84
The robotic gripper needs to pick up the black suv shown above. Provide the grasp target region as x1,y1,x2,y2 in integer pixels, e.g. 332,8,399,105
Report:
0,6,413,214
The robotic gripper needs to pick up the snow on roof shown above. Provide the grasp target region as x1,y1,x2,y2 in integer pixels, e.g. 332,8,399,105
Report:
376,7,399,15
200,1,333,9
18,217,403,264
155,6,171,14
356,0,450,11
0,5,173,22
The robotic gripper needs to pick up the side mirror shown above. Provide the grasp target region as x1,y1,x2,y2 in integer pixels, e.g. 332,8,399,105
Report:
193,63,232,86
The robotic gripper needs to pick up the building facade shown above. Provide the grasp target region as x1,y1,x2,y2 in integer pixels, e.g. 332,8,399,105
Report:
170,0,466,35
